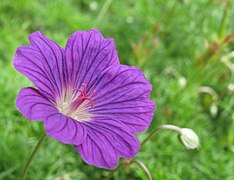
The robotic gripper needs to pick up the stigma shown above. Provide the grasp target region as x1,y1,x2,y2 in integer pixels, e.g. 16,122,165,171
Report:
71,83,96,110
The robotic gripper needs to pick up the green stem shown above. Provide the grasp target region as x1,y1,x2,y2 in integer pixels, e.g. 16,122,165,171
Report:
141,127,160,147
94,0,113,27
141,125,181,147
131,160,152,180
219,0,230,39
21,131,47,180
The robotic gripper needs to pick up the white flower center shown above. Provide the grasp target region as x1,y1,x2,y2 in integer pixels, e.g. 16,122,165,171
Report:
56,84,95,122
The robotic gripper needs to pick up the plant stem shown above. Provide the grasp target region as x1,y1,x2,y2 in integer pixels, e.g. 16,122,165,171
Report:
141,125,181,147
21,131,47,180
94,0,113,27
131,159,152,180
219,0,230,39
140,127,160,147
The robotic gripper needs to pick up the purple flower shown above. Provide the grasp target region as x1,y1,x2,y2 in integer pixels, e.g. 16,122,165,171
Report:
13,30,155,169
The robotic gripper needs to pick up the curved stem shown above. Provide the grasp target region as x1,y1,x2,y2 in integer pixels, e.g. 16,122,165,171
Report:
141,125,181,147
131,160,152,180
141,127,160,147
21,131,47,180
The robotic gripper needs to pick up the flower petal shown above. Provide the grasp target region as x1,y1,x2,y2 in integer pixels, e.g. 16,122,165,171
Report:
44,113,87,145
65,29,120,89
90,65,155,134
16,87,58,121
16,87,87,145
75,119,139,169
13,31,65,101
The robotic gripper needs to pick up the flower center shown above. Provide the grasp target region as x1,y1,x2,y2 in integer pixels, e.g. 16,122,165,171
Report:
71,83,96,110
56,83,95,121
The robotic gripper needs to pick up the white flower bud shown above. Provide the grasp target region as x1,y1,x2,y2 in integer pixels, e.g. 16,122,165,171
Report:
180,128,200,149
178,77,187,88
228,83,234,92
89,1,98,11
210,104,218,117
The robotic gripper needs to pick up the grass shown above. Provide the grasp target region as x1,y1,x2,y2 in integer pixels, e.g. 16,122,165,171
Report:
0,0,234,179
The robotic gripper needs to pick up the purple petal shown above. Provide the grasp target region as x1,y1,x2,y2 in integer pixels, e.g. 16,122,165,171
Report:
75,119,140,169
90,65,155,134
44,113,87,145
13,31,65,101
65,29,120,89
16,87,87,145
16,87,58,121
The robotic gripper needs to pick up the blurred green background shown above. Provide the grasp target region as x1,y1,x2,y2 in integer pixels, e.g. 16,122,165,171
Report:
0,0,234,179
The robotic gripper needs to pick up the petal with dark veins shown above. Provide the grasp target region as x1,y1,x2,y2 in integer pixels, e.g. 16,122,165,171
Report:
75,118,140,169
13,31,65,101
89,65,155,134
65,29,120,89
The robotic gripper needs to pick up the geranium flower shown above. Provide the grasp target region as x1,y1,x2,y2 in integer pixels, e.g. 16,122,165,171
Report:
13,30,155,169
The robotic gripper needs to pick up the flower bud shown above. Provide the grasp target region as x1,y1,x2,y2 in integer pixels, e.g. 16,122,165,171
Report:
228,83,234,92
178,77,187,88
179,128,200,149
210,104,218,117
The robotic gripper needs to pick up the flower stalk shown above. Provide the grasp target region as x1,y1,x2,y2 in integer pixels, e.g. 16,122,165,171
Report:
21,131,46,180
105,159,152,180
131,159,152,180
141,124,200,149
94,0,113,26
141,124,181,147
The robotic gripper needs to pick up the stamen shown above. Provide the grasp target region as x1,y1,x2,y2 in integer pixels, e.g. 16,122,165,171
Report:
87,90,96,97
81,83,87,96
84,97,94,108
72,83,96,109
73,88,84,96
